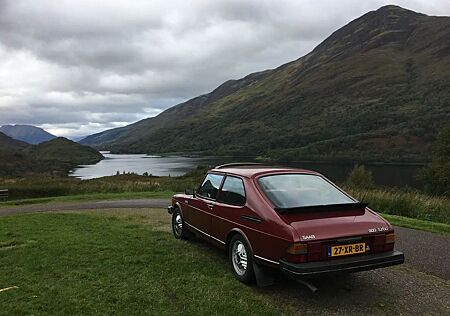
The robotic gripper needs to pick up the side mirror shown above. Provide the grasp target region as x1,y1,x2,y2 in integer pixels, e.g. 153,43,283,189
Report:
185,188,196,196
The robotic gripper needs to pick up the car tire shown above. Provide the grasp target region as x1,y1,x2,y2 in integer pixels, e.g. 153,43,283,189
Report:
172,208,189,240
229,234,255,284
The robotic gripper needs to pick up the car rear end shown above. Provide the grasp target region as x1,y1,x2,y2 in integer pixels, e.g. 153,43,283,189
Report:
280,229,404,278
255,171,405,278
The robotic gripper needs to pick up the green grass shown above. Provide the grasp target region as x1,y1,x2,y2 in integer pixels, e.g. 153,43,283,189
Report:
0,191,174,208
0,211,293,315
381,213,450,236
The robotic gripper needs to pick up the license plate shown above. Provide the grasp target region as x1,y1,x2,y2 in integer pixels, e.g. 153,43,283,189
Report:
328,243,365,257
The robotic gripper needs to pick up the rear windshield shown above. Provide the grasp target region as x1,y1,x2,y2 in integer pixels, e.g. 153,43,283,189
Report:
258,174,354,209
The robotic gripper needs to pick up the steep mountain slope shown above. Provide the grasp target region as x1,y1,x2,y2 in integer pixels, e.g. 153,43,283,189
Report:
0,124,56,144
0,131,30,149
0,133,103,176
81,5,450,162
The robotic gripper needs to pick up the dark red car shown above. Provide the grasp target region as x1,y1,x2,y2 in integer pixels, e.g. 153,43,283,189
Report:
168,163,404,284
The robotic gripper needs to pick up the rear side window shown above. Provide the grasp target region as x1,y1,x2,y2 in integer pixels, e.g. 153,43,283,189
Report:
218,176,246,206
197,173,224,200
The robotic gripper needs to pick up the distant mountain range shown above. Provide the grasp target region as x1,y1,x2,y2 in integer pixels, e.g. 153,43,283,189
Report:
0,132,103,176
82,6,450,162
0,124,56,145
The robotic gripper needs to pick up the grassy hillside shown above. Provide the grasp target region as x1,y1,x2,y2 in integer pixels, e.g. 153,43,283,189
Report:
0,133,103,176
81,5,450,163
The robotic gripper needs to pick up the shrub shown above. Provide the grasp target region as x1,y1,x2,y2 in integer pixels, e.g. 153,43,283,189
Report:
420,121,450,196
346,165,374,189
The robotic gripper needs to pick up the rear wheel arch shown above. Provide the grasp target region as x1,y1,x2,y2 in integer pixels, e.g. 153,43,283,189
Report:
226,228,254,256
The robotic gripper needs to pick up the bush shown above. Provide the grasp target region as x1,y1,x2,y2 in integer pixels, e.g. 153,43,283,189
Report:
420,121,450,196
346,165,374,189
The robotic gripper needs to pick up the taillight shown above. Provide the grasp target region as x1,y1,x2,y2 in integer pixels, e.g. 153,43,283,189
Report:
385,233,395,244
384,232,395,251
285,243,308,263
286,243,308,255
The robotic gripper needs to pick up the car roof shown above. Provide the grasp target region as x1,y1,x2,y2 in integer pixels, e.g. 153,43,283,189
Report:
209,163,321,178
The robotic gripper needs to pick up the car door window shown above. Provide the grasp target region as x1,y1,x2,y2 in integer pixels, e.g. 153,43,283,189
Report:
197,173,224,200
217,176,246,206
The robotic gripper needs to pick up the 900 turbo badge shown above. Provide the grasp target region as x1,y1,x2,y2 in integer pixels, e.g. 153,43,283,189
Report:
368,227,389,233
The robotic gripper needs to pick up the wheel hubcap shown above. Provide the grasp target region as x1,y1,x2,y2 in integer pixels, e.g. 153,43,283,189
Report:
174,214,182,236
232,241,247,276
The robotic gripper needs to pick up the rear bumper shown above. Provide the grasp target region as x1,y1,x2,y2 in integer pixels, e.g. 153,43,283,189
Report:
280,250,404,278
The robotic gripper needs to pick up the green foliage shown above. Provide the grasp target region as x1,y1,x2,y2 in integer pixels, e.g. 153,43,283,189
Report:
346,165,374,189
0,134,103,177
347,186,450,224
32,137,103,165
420,121,450,196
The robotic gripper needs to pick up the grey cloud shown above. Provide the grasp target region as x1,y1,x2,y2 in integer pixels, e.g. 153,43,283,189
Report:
0,0,449,137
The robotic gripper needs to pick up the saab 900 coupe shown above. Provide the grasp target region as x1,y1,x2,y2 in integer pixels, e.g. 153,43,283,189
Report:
168,163,404,284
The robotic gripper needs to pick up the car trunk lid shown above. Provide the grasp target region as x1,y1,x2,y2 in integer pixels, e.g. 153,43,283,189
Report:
279,203,392,262
278,203,388,241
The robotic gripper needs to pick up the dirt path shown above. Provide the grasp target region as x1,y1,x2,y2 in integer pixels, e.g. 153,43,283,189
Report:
0,198,170,216
1,199,449,280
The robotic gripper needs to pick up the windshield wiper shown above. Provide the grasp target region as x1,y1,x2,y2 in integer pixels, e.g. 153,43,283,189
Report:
274,202,368,214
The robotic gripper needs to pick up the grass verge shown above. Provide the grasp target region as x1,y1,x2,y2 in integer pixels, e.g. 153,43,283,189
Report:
0,211,292,315
381,213,450,236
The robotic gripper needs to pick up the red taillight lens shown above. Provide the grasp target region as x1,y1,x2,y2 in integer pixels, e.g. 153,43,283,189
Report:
286,243,308,255
285,243,308,263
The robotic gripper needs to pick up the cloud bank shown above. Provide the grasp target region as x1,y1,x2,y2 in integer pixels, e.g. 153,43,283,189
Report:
0,0,449,137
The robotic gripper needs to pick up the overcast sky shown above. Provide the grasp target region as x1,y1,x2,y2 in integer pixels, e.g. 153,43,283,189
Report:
0,0,449,138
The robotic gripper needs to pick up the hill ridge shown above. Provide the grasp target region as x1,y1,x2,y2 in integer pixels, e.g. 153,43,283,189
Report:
81,5,450,162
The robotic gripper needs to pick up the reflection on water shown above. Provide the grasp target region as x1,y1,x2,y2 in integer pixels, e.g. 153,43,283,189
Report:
70,152,424,189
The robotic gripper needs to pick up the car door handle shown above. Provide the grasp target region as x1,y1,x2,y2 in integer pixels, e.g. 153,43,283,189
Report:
207,204,214,210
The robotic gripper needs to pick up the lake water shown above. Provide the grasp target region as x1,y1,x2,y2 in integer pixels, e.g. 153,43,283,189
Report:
70,153,212,179
70,152,425,189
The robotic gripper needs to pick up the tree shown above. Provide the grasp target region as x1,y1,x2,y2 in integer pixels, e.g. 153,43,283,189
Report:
420,121,450,196
346,165,374,189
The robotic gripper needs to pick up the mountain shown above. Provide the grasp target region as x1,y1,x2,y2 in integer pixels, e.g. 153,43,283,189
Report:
33,137,104,166
0,124,57,145
81,5,450,163
0,131,30,149
0,132,103,177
